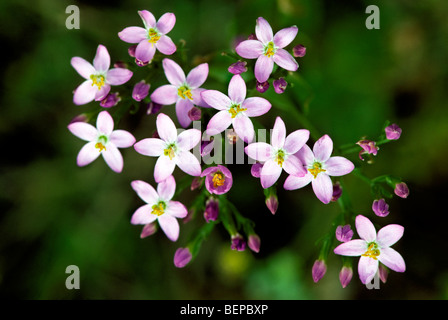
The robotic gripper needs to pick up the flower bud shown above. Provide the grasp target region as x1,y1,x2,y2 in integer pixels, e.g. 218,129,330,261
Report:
135,58,149,67
140,222,157,238
190,176,203,191
100,92,121,108
248,234,261,253
273,77,287,94
228,61,247,75
265,194,278,215
372,199,390,217
128,45,137,58
357,139,378,161
188,107,202,121
293,44,307,57
231,234,246,251
174,247,192,268
385,123,402,140
200,137,214,157
339,266,353,288
331,181,342,202
379,264,388,283
335,224,353,242
394,182,409,199
251,162,263,178
312,260,327,283
69,113,88,124
132,80,150,102
247,33,257,40
256,80,269,93
204,197,219,223
147,101,163,115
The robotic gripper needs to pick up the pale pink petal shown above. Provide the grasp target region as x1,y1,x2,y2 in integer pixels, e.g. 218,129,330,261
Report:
255,17,273,44
156,35,177,55
71,57,95,79
102,144,123,173
283,155,306,177
177,129,201,151
68,122,98,141
73,80,97,105
118,26,147,43
150,84,178,105
378,247,406,273
271,117,286,148
186,63,208,88
355,215,377,243
273,48,298,71
154,155,176,183
130,204,157,225
295,144,314,166
206,110,232,136
377,225,404,248
166,201,188,218
106,68,133,85
77,142,100,167
235,40,264,59
156,12,176,34
94,83,111,101
260,159,283,189
358,256,379,284
313,134,333,162
135,40,156,64
96,111,114,135
134,138,165,157
283,129,310,154
311,173,333,204
254,55,274,83
324,156,354,176
176,150,201,176
157,175,176,201
273,26,298,48
245,142,273,162
158,214,179,241
233,114,254,143
201,90,231,111
156,113,178,142
334,239,368,256
176,99,194,128
93,45,110,72
228,75,246,103
242,97,271,117
283,173,312,190
138,10,156,29
162,58,185,86
131,180,158,204
109,130,136,148
191,88,208,107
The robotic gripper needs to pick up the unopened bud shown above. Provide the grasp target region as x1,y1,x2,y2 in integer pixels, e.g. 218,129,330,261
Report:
385,123,402,140
188,107,202,121
248,234,261,253
174,247,192,268
273,77,287,94
339,266,353,288
140,222,157,238
372,199,390,217
228,61,247,75
132,80,150,102
293,44,307,58
394,182,409,199
331,181,342,202
231,234,246,251
265,194,278,215
100,92,121,108
335,224,353,242
204,197,219,223
312,260,327,283
256,80,269,93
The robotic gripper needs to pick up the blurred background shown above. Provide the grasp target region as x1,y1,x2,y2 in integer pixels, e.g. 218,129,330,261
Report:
1,0,447,300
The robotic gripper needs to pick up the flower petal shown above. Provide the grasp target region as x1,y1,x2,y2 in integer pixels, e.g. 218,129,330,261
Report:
118,26,147,43
130,204,157,225
235,40,264,59
271,117,286,148
71,57,95,79
156,12,176,34
176,99,194,128
324,156,354,176
176,150,201,177
162,58,185,86
245,142,273,162
311,173,333,204
260,159,283,189
334,239,368,256
255,17,273,44
377,224,404,248
94,83,111,101
283,173,312,190
96,111,114,135
93,45,110,72
131,180,158,204
242,97,271,117
166,201,188,218
378,247,406,273
106,68,133,86
135,40,156,64
273,48,298,71
186,63,208,88
134,138,165,157
283,154,306,177
313,134,333,162
154,155,176,183
177,128,201,151
294,144,314,166
233,114,254,143
283,129,310,154
138,10,156,29
102,143,123,173
73,80,97,105
157,175,176,201
156,113,178,142
228,74,246,103
191,88,208,107
201,90,231,111
358,256,379,285
206,110,232,136
150,84,178,105
156,35,177,55
355,215,377,243
158,214,179,241
273,26,298,48
77,141,100,167
254,55,274,83
68,122,98,141
109,130,136,148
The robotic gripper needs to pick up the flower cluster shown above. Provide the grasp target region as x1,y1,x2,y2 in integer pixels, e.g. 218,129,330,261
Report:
67,11,409,289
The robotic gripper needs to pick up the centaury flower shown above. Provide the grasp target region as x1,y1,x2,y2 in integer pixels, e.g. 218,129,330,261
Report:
67,111,136,173
130,175,188,241
201,165,233,195
235,17,299,83
334,215,406,284
118,10,176,65
202,74,271,143
71,45,133,105
245,117,309,189
134,113,202,182
284,135,354,204
150,58,209,128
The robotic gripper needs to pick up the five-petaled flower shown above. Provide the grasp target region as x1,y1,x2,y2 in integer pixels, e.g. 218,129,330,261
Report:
284,134,354,204
118,10,177,65
130,175,188,241
71,45,133,105
202,74,272,143
151,58,209,128
68,110,136,173
201,165,233,195
334,215,406,284
236,17,299,83
245,117,309,189
134,113,202,182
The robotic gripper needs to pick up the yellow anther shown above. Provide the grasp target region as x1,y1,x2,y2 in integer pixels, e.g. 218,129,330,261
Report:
212,172,225,188
275,150,285,167
164,146,176,160
308,162,326,179
151,202,165,216
177,86,193,100
362,243,380,260
148,28,161,44
90,74,105,90
228,104,247,118
95,142,106,153
264,42,276,58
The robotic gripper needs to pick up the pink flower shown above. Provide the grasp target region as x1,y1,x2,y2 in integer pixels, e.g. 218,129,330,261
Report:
385,123,402,140
357,139,378,161
235,17,299,83
245,117,309,189
202,74,271,143
118,10,176,65
132,80,150,102
134,113,202,182
67,111,136,173
71,45,133,105
150,58,209,128
201,165,233,195
130,176,188,242
284,135,354,204
334,215,406,284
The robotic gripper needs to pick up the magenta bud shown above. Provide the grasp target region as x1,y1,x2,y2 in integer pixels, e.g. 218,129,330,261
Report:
128,45,137,58
293,44,307,57
132,80,150,102
335,224,353,242
357,139,378,160
188,107,202,121
135,58,149,67
251,162,263,178
190,177,203,191
147,101,163,115
100,92,121,108
331,181,343,202
256,80,269,93
372,199,390,217
379,264,388,283
140,222,157,238
204,197,219,223
394,182,409,199
273,77,287,94
247,33,257,40
174,248,192,268
339,266,353,288
248,234,261,253
200,137,214,157
385,123,402,140
265,194,278,215
231,234,246,251
312,260,327,283
69,113,88,124
113,61,128,69
228,61,247,75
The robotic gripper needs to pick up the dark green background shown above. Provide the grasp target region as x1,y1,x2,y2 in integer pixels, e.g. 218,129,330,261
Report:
1,0,447,299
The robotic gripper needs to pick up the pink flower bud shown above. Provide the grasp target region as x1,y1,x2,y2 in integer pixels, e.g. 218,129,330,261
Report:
174,248,192,268
204,197,219,223
339,266,353,288
379,264,388,283
312,260,327,283
228,61,247,75
251,162,263,178
190,177,203,191
200,137,214,157
132,80,150,102
231,234,246,251
293,44,307,58
394,182,409,198
265,194,278,215
372,199,390,217
140,222,157,238
69,113,88,124
357,139,378,160
273,77,288,94
335,225,353,242
100,92,121,108
248,234,261,253
256,80,269,93
147,101,163,115
385,123,402,140
188,107,202,121
331,181,342,202
128,45,137,58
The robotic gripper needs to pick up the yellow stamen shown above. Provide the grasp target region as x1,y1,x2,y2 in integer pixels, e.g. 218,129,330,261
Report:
164,146,176,160
362,243,380,260
212,172,225,188
177,86,193,100
90,74,105,90
228,104,247,118
148,28,161,44
308,162,326,179
151,202,165,216
95,142,106,152
275,150,285,167
264,42,276,58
